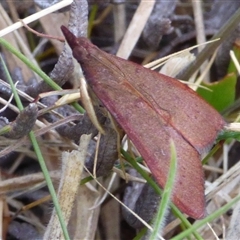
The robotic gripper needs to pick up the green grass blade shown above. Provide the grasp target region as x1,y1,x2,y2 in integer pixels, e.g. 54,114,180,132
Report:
149,140,177,240
172,193,240,240
0,37,85,113
0,54,24,110
0,38,61,90
29,132,70,240
121,149,203,240
1,57,70,240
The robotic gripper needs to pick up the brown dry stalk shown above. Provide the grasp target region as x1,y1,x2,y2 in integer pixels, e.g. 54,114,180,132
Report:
43,134,91,239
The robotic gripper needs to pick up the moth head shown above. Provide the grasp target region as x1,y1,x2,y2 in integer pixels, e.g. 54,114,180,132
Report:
61,25,90,62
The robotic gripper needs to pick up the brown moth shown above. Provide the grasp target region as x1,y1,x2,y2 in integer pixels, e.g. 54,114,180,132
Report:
61,26,225,219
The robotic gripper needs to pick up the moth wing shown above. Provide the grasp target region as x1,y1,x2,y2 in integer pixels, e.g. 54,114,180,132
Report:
91,79,206,219
61,27,223,218
103,55,225,155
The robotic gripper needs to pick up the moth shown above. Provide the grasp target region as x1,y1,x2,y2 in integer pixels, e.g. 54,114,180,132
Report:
61,26,225,219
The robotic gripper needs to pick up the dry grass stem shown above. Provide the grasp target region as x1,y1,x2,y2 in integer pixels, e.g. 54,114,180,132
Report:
43,134,91,239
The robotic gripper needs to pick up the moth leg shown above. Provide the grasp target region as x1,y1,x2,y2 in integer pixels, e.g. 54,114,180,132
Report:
85,118,118,177
80,75,105,134
107,112,127,179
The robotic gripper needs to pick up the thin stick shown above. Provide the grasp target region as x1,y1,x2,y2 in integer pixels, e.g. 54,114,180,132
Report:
116,0,155,59
20,20,65,42
192,0,209,81
0,0,73,37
